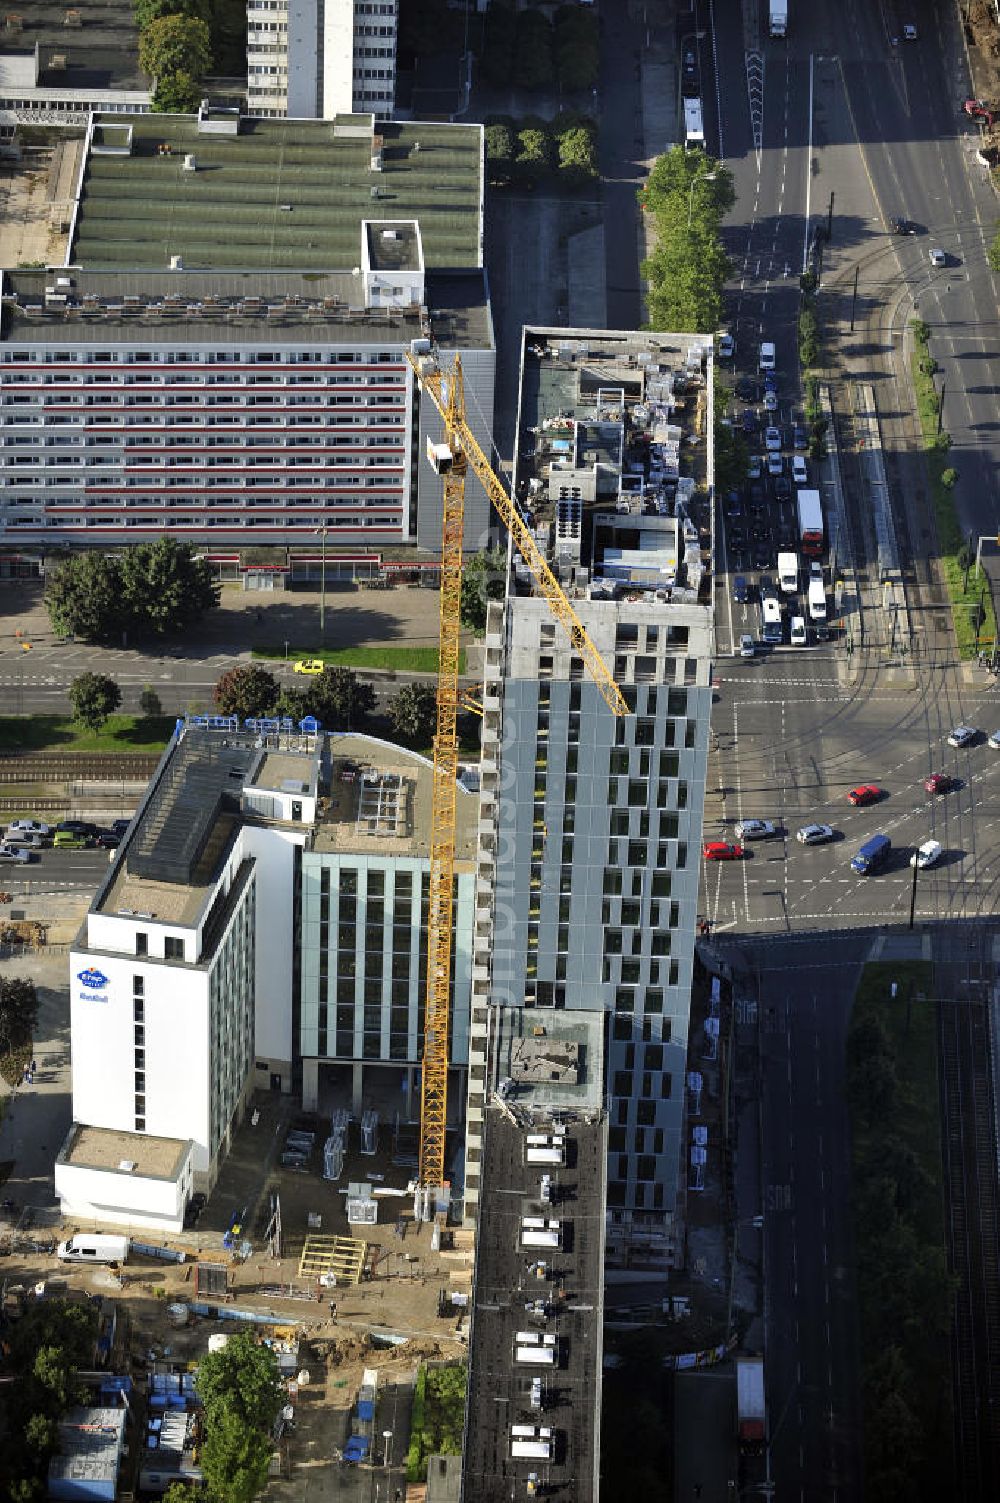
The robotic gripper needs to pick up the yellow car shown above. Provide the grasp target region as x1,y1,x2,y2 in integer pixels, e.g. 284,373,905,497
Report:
293,659,325,676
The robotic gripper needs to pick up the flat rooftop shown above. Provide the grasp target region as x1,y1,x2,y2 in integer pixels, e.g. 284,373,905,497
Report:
497,1010,604,1112
71,115,483,272
314,734,477,865
513,326,713,597
57,1122,192,1181
0,268,492,350
462,1110,606,1503
366,220,421,272
1,0,144,95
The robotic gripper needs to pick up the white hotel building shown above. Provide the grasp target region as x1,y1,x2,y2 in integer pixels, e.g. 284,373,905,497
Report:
56,720,476,1233
248,0,398,120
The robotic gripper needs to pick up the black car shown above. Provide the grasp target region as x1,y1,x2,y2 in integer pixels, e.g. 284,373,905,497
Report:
735,376,757,401
774,476,792,502
725,490,743,517
682,45,699,95
56,820,98,837
732,574,749,604
94,830,121,849
890,216,916,235
111,819,131,838
728,525,746,548
748,481,765,509
753,547,772,570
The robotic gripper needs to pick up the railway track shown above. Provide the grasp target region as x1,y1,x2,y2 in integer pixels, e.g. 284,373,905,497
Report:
937,927,1000,1501
0,754,159,782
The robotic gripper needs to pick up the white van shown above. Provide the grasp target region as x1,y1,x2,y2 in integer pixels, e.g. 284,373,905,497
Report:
57,1233,129,1265
2,831,43,850
758,341,776,371
808,578,827,622
790,616,808,646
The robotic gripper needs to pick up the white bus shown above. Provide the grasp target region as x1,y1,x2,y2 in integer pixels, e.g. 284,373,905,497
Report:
684,98,705,151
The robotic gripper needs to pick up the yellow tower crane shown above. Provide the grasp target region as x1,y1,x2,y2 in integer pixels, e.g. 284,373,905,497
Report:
405,348,629,1205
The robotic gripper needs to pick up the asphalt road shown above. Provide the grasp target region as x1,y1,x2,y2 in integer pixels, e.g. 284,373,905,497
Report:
746,932,868,1503
0,847,114,893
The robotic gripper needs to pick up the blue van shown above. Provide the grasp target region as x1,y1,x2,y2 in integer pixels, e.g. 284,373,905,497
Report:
851,833,891,875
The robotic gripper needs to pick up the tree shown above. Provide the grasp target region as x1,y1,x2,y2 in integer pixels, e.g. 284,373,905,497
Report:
119,540,220,638
69,672,122,734
480,1,516,88
138,15,211,81
514,125,554,185
513,11,554,91
0,977,38,1051
45,553,125,643
153,70,202,113
33,1347,75,1411
556,124,598,183
162,1485,202,1503
304,667,377,730
23,1415,56,1458
460,548,507,632
553,8,599,91
134,0,209,29
213,665,280,721
388,682,437,745
139,685,163,719
200,1404,274,1503
484,121,515,185
195,1331,283,1434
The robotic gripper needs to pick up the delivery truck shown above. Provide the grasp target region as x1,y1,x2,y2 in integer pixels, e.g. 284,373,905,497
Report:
796,488,824,555
807,577,827,622
777,552,798,594
737,1355,766,1451
769,0,788,36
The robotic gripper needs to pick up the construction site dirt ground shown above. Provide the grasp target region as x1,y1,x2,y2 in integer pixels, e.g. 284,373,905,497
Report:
4,1084,471,1499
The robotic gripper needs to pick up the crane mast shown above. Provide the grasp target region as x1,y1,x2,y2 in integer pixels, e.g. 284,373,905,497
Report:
406,348,628,1209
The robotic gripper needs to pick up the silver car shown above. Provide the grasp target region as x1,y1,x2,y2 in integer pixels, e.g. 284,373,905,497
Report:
947,724,977,748
796,823,835,845
911,840,942,870
0,845,33,864
735,819,776,840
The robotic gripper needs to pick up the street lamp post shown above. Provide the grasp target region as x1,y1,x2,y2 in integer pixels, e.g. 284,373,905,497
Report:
382,1429,393,1468
687,168,718,230
314,523,328,638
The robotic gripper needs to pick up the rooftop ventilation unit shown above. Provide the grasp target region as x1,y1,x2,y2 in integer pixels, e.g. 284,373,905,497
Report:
182,153,197,171
169,255,183,271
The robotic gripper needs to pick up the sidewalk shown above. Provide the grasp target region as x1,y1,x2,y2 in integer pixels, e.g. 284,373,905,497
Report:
0,948,73,1209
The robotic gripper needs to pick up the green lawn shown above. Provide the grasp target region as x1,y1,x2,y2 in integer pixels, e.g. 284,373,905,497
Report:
0,715,174,754
910,344,996,657
254,644,463,675
848,961,954,1501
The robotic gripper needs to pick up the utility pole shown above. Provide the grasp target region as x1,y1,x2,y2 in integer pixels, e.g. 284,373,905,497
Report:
849,265,859,330
908,858,918,930
827,190,834,241
937,379,945,435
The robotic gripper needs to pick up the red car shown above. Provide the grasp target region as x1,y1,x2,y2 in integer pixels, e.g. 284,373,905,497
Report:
924,772,954,795
847,785,882,807
703,841,746,861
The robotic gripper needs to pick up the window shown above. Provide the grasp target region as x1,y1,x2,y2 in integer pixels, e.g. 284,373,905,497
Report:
164,935,184,960
135,931,148,957
132,975,145,996
613,1070,632,1096
133,998,144,1022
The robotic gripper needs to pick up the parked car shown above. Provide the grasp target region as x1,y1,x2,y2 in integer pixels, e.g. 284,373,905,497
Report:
963,98,996,126
748,453,763,480
718,333,735,358
293,659,325,675
703,841,746,861
54,831,90,849
924,772,955,795
735,376,757,401
796,823,835,845
764,427,782,452
7,819,52,838
742,409,758,435
767,453,784,477
111,819,132,838
847,784,883,806
763,390,778,412
734,819,776,840
732,574,749,604
791,455,808,484
725,490,744,517
93,830,122,849
774,476,792,503
1,832,43,850
911,840,942,870
56,820,97,837
793,425,808,450
739,634,756,659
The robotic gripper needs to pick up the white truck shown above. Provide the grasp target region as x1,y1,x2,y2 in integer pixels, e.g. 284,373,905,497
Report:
57,1233,129,1265
769,0,788,36
777,552,798,594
